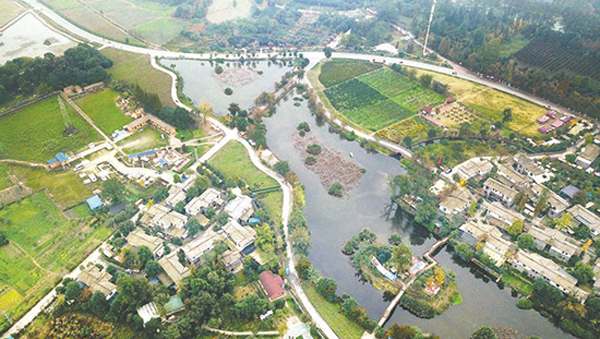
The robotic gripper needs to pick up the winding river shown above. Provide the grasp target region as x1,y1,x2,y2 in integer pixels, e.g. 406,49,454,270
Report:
171,60,575,339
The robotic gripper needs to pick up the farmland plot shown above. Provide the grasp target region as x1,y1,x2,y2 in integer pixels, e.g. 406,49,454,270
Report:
345,100,412,132
318,59,382,88
358,68,414,98
324,78,388,112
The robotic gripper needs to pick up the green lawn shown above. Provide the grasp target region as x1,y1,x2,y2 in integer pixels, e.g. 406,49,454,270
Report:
208,141,278,190
8,165,99,209
100,48,175,106
75,89,132,135
302,283,364,339
0,163,12,191
0,96,101,162
0,191,111,332
117,127,168,154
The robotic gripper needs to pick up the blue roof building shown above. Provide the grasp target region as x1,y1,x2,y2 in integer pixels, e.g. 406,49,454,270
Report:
47,158,59,166
56,152,68,164
86,195,104,210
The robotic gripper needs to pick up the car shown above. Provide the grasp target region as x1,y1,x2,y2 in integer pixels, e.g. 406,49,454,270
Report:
444,168,452,174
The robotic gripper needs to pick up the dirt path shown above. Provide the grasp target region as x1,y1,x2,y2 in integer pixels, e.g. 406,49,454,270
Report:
0,159,46,168
10,241,57,276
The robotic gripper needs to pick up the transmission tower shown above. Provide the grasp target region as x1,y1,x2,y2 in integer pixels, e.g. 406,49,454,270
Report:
423,0,437,56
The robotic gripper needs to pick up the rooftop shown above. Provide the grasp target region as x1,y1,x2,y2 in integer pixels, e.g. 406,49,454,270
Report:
158,252,191,285
439,187,473,214
514,153,545,176
486,202,523,227
484,178,518,200
224,195,254,222
258,271,285,302
182,232,220,261
512,250,578,292
137,302,160,324
495,162,528,187
578,144,600,162
561,185,580,200
568,205,600,234
184,188,224,216
456,158,493,179
222,219,257,250
126,228,163,252
77,266,116,297
86,195,103,210
528,226,581,256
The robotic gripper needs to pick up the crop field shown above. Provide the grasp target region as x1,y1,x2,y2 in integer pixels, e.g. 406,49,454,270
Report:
0,163,12,191
318,63,445,131
100,48,175,106
0,96,101,162
132,17,188,45
76,90,132,135
0,191,111,332
375,116,432,144
47,0,131,43
0,0,24,26
318,59,382,88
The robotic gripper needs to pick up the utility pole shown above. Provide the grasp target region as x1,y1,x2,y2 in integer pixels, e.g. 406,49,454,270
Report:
423,0,437,56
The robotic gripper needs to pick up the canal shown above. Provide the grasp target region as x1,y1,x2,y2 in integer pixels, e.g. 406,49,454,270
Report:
171,60,574,339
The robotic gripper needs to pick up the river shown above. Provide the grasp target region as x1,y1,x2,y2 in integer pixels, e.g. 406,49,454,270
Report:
173,61,574,339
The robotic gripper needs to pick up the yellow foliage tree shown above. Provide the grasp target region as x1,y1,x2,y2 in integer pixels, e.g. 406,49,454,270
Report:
434,266,445,286
426,275,435,286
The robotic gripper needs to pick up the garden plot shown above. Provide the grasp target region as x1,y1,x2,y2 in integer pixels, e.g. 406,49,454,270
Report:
318,59,382,88
358,67,414,98
375,116,432,144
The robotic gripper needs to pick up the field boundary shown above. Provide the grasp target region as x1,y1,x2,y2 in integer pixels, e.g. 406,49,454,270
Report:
0,92,58,118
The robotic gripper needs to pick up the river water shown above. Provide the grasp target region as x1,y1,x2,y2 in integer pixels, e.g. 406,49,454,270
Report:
174,62,574,339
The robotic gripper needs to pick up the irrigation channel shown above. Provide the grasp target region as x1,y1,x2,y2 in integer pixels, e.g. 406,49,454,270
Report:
171,60,576,339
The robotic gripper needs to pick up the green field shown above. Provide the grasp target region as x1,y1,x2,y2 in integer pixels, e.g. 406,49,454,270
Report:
208,141,282,219
0,191,111,332
8,165,99,209
0,96,101,162
0,163,12,191
100,48,175,106
302,283,364,339
0,0,24,26
118,127,168,154
76,89,133,135
319,63,445,131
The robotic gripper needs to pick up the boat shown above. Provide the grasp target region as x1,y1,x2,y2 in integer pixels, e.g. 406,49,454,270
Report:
349,152,354,158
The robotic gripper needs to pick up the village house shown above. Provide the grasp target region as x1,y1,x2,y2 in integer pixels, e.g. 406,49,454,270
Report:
459,221,514,266
510,250,578,294
483,178,518,206
139,204,171,227
576,144,600,169
530,184,570,218
63,85,83,97
513,153,551,184
125,115,177,136
495,162,529,189
222,219,257,252
224,195,255,223
182,232,220,265
76,266,117,299
184,188,225,216
154,210,188,230
455,158,493,180
158,252,191,287
486,202,523,231
439,187,474,215
165,186,187,209
258,271,285,302
222,250,244,274
47,152,70,170
568,205,600,236
125,228,165,258
83,82,104,93
527,226,581,262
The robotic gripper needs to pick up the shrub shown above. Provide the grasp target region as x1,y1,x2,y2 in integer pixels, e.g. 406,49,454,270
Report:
328,182,343,197
224,87,233,95
305,156,316,165
516,298,533,309
215,65,223,74
399,295,435,318
306,143,322,155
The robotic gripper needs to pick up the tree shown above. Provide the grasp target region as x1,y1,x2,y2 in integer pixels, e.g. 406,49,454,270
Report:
195,176,210,194
388,233,402,246
186,218,202,236
89,291,109,315
175,200,186,214
328,182,343,197
517,233,535,250
145,260,161,278
471,326,497,339
274,161,290,176
65,281,82,302
316,277,338,302
137,246,153,268
173,174,182,183
427,128,437,138
297,122,311,133
565,154,577,164
402,135,412,148
0,231,8,246
255,224,275,250
434,266,445,286
572,190,589,205
534,189,549,215
307,143,322,155
323,47,333,59
387,324,417,339
103,178,124,203
297,259,312,280
419,74,433,88
502,108,513,122
215,212,229,225
506,220,524,237
572,262,594,282
392,243,413,273
585,134,594,145
556,213,571,229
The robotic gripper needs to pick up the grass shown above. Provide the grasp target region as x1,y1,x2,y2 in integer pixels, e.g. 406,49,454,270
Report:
208,141,279,190
318,59,382,88
0,96,102,162
132,17,188,45
302,283,364,339
0,0,24,26
8,165,99,209
258,190,283,222
415,139,510,168
0,163,12,191
75,89,133,135
206,0,254,24
0,191,111,332
498,35,529,59
100,48,175,106
117,127,168,154
501,271,534,295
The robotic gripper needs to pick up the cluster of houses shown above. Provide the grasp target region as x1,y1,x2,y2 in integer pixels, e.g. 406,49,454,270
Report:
536,110,573,134
126,148,191,173
434,151,600,298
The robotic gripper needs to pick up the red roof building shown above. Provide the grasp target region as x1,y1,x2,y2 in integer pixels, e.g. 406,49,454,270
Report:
551,120,565,129
536,115,550,124
258,271,285,302
538,125,553,134
446,97,454,104
422,106,432,113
